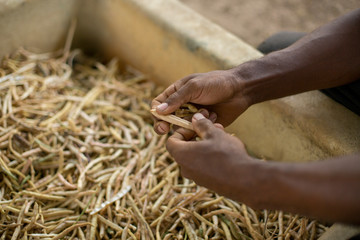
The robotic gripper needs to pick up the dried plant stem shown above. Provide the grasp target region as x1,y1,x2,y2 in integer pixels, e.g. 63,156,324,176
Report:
150,109,194,131
0,48,328,239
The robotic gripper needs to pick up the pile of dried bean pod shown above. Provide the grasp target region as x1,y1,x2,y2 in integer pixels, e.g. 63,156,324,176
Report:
0,48,328,239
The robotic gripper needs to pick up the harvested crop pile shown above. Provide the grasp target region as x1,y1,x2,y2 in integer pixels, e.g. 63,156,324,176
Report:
0,48,327,239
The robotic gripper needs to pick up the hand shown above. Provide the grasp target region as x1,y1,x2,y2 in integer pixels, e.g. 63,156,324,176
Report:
166,112,258,201
169,113,360,223
151,70,250,134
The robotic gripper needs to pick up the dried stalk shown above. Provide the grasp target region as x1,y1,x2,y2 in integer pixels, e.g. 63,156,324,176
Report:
0,48,328,239
150,109,194,131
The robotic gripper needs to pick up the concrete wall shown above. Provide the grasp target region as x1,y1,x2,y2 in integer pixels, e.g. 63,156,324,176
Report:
0,0,79,55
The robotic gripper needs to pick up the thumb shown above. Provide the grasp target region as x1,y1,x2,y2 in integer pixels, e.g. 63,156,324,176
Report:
156,85,193,115
192,113,221,139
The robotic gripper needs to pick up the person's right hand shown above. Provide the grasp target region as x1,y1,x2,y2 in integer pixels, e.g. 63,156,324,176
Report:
151,69,250,134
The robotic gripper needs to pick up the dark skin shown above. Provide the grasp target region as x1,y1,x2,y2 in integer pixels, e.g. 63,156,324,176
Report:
152,8,360,224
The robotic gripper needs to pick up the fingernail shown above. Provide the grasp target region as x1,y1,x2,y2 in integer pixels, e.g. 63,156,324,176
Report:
209,112,217,122
157,103,168,112
193,113,205,121
199,109,209,117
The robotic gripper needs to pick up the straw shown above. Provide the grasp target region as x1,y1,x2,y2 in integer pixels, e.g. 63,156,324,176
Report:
0,47,328,239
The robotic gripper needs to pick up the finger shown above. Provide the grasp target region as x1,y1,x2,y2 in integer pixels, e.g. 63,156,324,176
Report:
172,107,209,132
173,127,196,142
151,75,197,134
209,112,217,123
156,77,202,115
166,109,209,149
214,123,225,130
152,74,196,111
197,108,209,117
151,98,168,134
192,113,222,139
154,121,170,135
159,84,198,114
171,108,209,140
166,131,192,157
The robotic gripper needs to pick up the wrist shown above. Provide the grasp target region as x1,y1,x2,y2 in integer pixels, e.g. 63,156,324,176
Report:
229,159,272,207
228,60,268,107
229,52,296,105
231,158,295,210
226,66,255,109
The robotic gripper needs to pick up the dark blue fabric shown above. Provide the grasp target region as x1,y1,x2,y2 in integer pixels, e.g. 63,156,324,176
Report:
257,31,360,115
321,81,360,115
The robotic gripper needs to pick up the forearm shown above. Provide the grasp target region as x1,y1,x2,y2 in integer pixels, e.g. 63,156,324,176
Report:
240,154,360,224
231,8,360,105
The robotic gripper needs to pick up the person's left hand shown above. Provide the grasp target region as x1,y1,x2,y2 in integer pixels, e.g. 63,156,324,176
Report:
166,112,258,201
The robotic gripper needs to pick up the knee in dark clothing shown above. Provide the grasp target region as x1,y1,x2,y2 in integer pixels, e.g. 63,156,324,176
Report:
257,31,306,54
321,82,360,116
257,31,360,116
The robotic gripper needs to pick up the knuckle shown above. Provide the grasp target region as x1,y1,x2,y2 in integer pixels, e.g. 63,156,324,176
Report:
151,99,155,105
151,99,159,108
166,92,180,104
182,73,199,80
204,126,222,139
199,121,211,131
188,73,200,79
165,139,173,153
166,138,179,157
188,79,201,89
211,128,224,138
204,130,215,139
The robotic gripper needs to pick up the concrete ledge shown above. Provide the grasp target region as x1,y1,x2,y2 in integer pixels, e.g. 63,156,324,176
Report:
75,0,262,88
77,0,360,162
